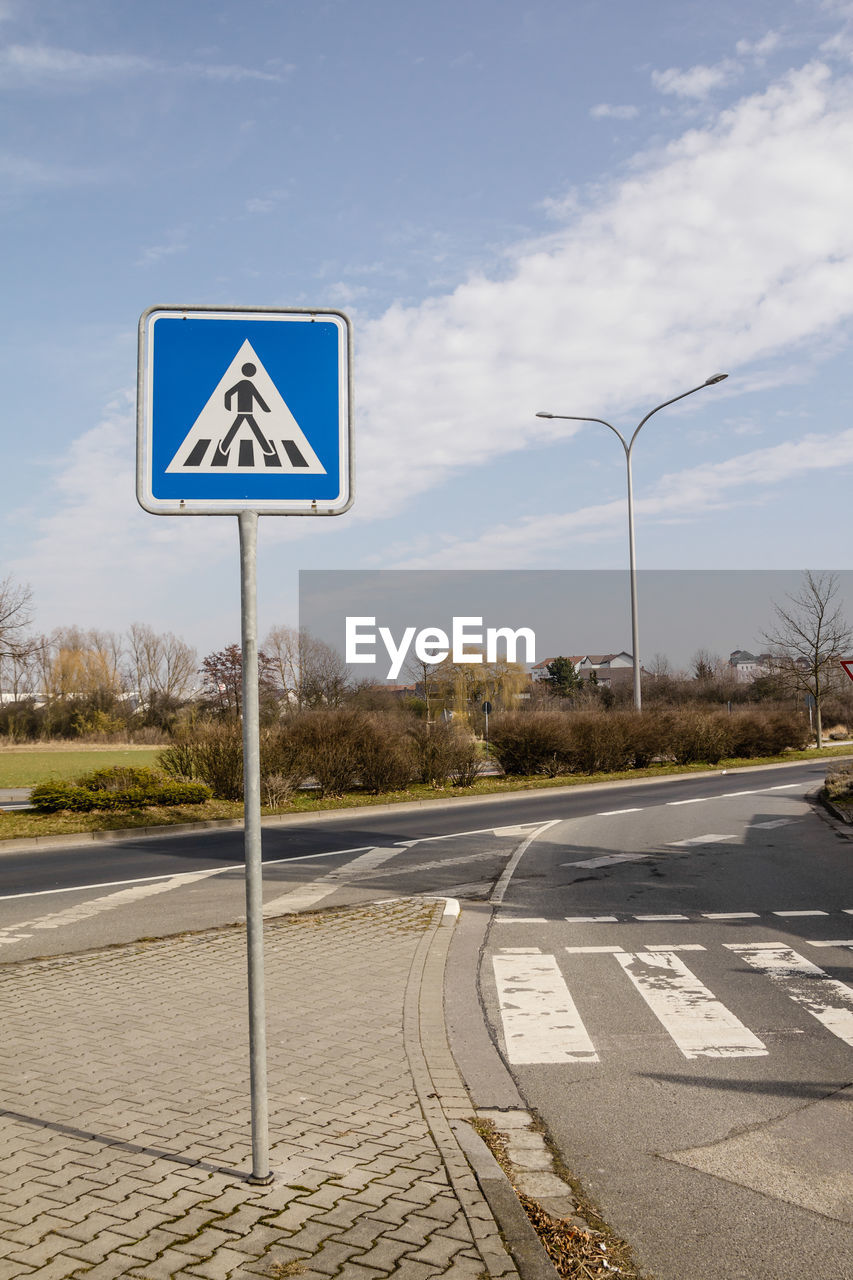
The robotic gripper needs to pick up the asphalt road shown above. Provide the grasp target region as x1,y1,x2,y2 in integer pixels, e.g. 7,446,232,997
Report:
2,758,851,1279
469,767,853,1280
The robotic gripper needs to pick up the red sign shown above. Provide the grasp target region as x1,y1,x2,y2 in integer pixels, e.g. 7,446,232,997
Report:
841,659,853,682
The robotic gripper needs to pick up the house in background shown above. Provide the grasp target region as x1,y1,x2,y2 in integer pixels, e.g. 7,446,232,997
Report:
531,653,635,689
728,650,772,683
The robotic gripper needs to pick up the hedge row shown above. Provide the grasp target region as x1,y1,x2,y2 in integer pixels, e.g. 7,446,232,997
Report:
488,707,808,776
30,765,212,812
159,711,483,800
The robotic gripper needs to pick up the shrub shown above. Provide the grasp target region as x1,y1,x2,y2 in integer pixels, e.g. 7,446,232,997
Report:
409,720,482,787
667,710,732,765
825,763,853,800
488,712,572,777
563,712,634,774
289,707,364,796
159,720,244,800
352,713,416,793
30,777,211,812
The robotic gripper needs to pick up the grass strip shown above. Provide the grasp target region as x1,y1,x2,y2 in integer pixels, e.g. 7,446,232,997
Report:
1,745,850,843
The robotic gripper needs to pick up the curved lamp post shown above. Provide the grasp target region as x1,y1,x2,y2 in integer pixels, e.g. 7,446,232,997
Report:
536,374,728,711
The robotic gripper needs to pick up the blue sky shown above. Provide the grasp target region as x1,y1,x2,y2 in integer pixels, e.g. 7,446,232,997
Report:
3,0,853,661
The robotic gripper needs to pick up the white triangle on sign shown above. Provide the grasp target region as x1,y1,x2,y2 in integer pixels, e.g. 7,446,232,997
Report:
166,340,327,475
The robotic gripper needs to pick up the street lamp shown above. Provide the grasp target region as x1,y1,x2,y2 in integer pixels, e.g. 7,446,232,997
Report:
536,374,728,711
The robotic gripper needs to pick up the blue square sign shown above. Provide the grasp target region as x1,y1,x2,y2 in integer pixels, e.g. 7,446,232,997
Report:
137,306,352,515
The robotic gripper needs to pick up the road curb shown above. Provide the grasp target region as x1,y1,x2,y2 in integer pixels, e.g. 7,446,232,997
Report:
4,753,851,855
405,898,561,1280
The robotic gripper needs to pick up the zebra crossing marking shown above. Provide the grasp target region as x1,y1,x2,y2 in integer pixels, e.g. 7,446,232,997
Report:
666,833,737,846
725,943,853,1047
489,942,853,1065
616,949,768,1059
492,953,598,1063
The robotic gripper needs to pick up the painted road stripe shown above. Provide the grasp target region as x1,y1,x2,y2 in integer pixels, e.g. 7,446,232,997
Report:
566,915,618,923
596,808,643,816
495,916,548,923
616,951,767,1059
767,783,802,790
491,820,561,905
492,953,598,1063
634,913,690,921
703,912,760,919
262,844,404,915
753,819,800,829
726,944,853,1047
667,797,709,806
645,944,706,951
666,834,737,847
565,945,625,954
806,940,853,949
773,910,828,917
0,866,229,948
561,853,649,869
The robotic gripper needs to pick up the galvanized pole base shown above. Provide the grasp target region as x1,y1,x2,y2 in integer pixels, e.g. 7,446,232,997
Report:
239,510,274,1186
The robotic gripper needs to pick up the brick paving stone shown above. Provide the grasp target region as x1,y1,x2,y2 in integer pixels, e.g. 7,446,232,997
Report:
0,900,514,1280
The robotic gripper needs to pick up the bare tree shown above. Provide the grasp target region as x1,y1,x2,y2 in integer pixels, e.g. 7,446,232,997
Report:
0,576,39,703
127,623,197,720
763,571,853,748
263,626,350,710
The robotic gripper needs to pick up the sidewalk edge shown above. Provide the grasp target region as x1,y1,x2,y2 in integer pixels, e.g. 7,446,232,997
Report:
404,898,559,1280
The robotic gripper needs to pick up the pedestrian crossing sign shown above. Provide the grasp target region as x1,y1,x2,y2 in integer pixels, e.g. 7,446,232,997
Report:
137,306,352,514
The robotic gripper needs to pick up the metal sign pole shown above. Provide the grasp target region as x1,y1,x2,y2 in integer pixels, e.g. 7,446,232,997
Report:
238,510,273,1186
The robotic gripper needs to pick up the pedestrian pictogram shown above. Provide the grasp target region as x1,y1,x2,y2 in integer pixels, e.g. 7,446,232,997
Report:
166,341,327,475
137,305,351,515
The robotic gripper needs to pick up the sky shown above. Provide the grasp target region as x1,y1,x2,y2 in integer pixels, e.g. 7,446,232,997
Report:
3,0,853,665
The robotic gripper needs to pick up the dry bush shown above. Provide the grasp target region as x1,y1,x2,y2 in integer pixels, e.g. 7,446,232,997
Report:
727,708,808,757
353,712,417,793
563,712,634,774
667,709,732,765
159,719,244,799
408,719,482,786
488,712,572,777
289,706,365,796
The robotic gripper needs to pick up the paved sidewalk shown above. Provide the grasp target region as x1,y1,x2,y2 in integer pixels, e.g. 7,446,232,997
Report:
0,899,519,1280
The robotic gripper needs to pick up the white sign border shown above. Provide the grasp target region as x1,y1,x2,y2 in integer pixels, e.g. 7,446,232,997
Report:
137,305,353,516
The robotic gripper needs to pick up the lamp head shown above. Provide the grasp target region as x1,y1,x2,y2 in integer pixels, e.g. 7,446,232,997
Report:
704,373,728,385
535,411,554,418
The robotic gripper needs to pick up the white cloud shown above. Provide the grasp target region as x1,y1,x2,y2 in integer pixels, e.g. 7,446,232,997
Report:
392,428,853,569
651,59,739,98
353,61,853,516
13,57,853,624
0,43,282,87
590,103,639,119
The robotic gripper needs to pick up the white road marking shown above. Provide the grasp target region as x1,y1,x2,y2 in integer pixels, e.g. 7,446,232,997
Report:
616,950,768,1059
752,819,800,829
262,844,404,915
726,944,853,1047
500,947,542,954
561,853,649,869
491,820,560,905
666,834,737,847
493,953,598,1063
703,912,760,919
495,916,548,923
634,914,689,921
767,783,802,791
721,789,763,797
773,910,828,917
645,944,706,951
806,940,853,949
565,945,626,954
667,798,709,806
0,866,228,947
596,808,643,816
566,915,618,923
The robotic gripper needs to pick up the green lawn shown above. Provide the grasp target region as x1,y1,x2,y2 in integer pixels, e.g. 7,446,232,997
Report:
0,747,163,787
